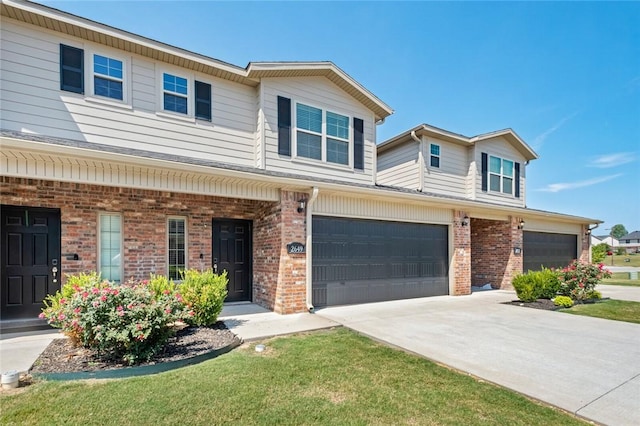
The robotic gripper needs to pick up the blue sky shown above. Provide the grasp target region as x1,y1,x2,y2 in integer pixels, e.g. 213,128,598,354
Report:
39,1,640,234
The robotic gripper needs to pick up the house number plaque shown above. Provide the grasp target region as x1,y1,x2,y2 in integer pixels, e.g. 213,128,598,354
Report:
287,242,306,254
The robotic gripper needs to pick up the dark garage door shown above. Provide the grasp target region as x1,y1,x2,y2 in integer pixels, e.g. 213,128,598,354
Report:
523,231,577,271
312,216,448,307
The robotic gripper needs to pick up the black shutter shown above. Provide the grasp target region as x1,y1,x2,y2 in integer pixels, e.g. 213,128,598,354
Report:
60,44,84,94
195,81,212,121
277,96,291,156
481,152,488,192
514,162,521,198
354,118,364,170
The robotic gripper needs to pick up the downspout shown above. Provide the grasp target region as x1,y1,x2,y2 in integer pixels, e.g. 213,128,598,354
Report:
411,131,424,192
305,187,320,312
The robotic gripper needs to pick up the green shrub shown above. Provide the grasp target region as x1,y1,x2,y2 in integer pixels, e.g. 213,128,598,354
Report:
512,273,538,302
558,260,612,301
553,296,573,308
591,243,609,264
534,268,561,299
512,268,560,302
586,290,602,300
147,274,177,300
178,269,228,326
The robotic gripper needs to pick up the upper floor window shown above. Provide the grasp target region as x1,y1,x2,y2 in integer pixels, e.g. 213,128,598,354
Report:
277,96,365,170
326,112,349,165
430,144,440,168
163,73,188,114
93,54,123,100
296,102,349,165
489,156,514,195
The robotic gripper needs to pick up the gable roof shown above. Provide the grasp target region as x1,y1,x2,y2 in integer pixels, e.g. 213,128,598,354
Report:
0,0,392,121
620,231,640,240
378,123,539,161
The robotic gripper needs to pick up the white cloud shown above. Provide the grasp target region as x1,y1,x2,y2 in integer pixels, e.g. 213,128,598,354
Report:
588,152,637,168
531,111,579,150
537,174,623,193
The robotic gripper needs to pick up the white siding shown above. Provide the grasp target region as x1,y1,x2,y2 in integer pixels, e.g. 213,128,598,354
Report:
423,137,469,197
0,19,257,167
472,136,527,207
261,77,375,184
315,194,453,224
376,141,420,189
525,219,581,235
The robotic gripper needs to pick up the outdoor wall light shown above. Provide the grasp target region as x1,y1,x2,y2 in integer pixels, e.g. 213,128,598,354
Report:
297,198,307,214
518,219,525,230
461,216,470,227
586,228,592,235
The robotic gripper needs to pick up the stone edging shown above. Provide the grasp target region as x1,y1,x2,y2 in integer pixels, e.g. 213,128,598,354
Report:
31,338,242,381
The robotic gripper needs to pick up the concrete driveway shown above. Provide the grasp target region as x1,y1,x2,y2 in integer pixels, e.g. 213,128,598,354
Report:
317,290,640,426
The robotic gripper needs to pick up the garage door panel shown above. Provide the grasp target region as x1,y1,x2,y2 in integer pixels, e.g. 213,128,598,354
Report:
313,216,448,307
523,231,577,271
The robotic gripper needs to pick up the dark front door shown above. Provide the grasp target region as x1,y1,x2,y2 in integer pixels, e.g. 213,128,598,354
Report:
212,219,252,302
1,205,61,321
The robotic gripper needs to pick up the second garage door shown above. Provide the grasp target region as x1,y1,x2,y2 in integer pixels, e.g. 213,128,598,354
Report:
312,216,448,307
523,231,577,271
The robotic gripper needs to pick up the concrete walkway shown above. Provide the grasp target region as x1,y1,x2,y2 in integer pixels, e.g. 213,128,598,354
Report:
600,284,640,302
317,290,640,426
0,304,338,375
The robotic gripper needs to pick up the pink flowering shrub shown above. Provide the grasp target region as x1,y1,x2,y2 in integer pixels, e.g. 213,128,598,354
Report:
41,279,187,365
557,260,611,301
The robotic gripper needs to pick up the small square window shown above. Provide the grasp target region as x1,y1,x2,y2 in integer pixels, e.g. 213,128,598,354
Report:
163,73,188,114
93,54,123,100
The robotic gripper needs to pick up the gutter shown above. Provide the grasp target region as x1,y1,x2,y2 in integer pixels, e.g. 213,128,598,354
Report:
305,187,319,312
410,131,424,192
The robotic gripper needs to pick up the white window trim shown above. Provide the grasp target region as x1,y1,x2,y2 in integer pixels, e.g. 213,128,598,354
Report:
430,143,440,168
86,49,131,105
167,216,188,281
156,68,194,121
488,155,515,196
292,100,353,169
97,212,123,283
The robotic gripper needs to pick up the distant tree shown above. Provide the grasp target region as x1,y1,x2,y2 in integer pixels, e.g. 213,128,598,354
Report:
610,224,628,239
592,243,609,263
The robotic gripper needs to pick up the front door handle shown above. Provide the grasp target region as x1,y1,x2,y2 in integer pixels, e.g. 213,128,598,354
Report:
52,266,58,283
213,258,218,274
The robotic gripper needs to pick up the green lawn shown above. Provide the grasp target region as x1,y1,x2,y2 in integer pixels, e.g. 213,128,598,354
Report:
0,328,585,425
602,253,640,267
561,300,640,324
600,272,640,287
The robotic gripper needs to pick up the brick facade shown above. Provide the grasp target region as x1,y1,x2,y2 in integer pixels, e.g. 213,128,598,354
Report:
470,217,523,289
253,190,308,314
0,177,308,314
452,210,471,295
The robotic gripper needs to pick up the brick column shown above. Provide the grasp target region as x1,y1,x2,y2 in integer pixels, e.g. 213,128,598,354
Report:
504,216,524,289
579,224,590,263
452,210,471,295
253,190,307,314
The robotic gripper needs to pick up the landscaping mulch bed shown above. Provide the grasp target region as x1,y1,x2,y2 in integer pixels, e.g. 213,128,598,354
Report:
30,322,239,375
